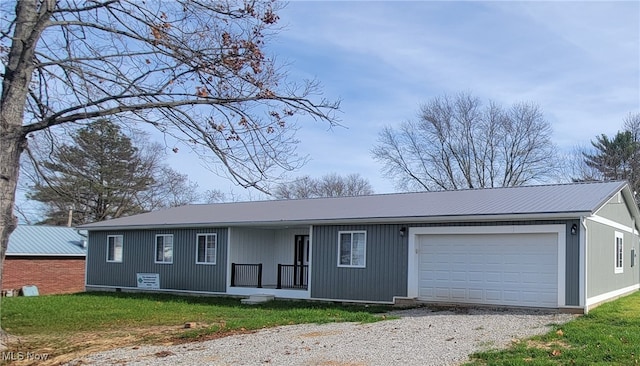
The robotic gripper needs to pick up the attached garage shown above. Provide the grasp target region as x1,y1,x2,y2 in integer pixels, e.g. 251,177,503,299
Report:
409,225,566,309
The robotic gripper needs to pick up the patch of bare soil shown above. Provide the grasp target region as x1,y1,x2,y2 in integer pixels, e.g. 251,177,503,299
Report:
525,339,571,351
3,324,254,366
1,331,21,352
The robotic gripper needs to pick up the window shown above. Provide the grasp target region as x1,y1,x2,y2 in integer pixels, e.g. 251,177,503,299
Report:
615,232,623,274
107,235,123,262
338,231,366,267
155,234,173,264
196,234,217,264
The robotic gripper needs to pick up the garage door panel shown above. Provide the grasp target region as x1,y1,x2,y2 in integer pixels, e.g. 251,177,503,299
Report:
486,272,501,282
435,288,450,298
485,290,501,301
503,272,520,282
451,271,466,281
468,289,483,300
418,232,558,308
451,288,466,299
504,291,519,301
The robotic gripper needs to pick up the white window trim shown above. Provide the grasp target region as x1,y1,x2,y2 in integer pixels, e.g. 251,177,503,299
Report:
195,233,217,265
106,235,123,263
614,231,623,274
337,230,367,268
155,234,174,264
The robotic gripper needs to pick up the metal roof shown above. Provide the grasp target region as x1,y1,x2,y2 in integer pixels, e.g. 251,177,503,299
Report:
80,181,634,230
7,225,87,256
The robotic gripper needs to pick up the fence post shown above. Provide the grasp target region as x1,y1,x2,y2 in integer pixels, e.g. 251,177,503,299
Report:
257,263,263,288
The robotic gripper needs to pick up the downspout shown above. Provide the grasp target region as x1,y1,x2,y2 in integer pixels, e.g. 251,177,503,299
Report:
581,217,589,314
633,218,639,286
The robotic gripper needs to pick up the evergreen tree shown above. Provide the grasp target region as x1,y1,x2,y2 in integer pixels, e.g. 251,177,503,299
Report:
583,131,638,182
28,120,157,225
578,113,640,204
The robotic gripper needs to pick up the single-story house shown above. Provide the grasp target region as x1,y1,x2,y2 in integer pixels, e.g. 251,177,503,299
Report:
3,225,87,295
80,181,640,313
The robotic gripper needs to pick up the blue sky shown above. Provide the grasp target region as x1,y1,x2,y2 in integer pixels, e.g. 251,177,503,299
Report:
12,0,640,224
13,1,639,223
167,0,639,197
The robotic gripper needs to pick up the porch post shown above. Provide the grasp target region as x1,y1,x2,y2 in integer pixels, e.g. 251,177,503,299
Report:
231,263,236,287
277,264,282,289
257,263,263,288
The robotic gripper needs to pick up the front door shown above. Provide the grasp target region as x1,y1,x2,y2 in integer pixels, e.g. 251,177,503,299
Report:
294,235,309,287
294,235,309,266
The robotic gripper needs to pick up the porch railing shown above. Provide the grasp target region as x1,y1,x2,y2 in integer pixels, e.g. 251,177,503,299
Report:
277,264,308,289
231,263,262,288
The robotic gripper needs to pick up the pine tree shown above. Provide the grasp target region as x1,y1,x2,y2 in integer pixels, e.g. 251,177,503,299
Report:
583,131,637,182
28,120,155,225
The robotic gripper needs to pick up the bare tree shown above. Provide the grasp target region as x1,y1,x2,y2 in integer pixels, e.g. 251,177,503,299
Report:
274,173,374,199
0,0,338,308
372,92,557,191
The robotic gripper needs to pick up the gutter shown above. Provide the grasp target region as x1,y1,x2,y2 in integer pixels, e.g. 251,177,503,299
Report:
581,216,589,314
6,253,86,257
79,211,594,231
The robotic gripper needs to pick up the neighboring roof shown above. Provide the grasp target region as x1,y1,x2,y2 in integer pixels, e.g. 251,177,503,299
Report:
79,181,635,230
7,225,87,256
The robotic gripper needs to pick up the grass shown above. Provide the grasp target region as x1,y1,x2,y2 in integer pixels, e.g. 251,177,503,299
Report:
3,291,640,365
0,292,391,364
465,291,640,366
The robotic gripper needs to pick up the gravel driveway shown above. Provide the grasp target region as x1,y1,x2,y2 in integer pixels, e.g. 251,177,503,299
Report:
71,307,576,366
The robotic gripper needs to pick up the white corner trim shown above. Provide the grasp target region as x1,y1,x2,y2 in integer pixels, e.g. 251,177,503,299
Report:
407,225,567,306
586,284,640,306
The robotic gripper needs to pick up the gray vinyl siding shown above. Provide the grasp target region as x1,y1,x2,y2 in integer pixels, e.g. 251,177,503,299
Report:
86,228,227,292
596,193,635,227
586,220,639,298
311,224,408,302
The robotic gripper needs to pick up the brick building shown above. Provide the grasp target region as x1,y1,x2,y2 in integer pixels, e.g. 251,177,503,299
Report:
2,225,86,295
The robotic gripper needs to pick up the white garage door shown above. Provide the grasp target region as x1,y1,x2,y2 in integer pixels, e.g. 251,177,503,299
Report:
418,233,558,308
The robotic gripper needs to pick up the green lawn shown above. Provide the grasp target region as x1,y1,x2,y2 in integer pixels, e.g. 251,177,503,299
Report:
2,291,639,365
1,292,388,335
465,291,640,365
0,292,390,364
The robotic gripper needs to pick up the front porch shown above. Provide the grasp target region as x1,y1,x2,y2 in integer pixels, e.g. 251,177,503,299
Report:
231,263,308,289
226,227,311,299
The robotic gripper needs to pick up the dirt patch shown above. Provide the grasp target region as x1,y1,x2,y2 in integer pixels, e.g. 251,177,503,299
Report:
3,324,253,366
299,330,344,338
525,339,571,351
1,331,21,352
